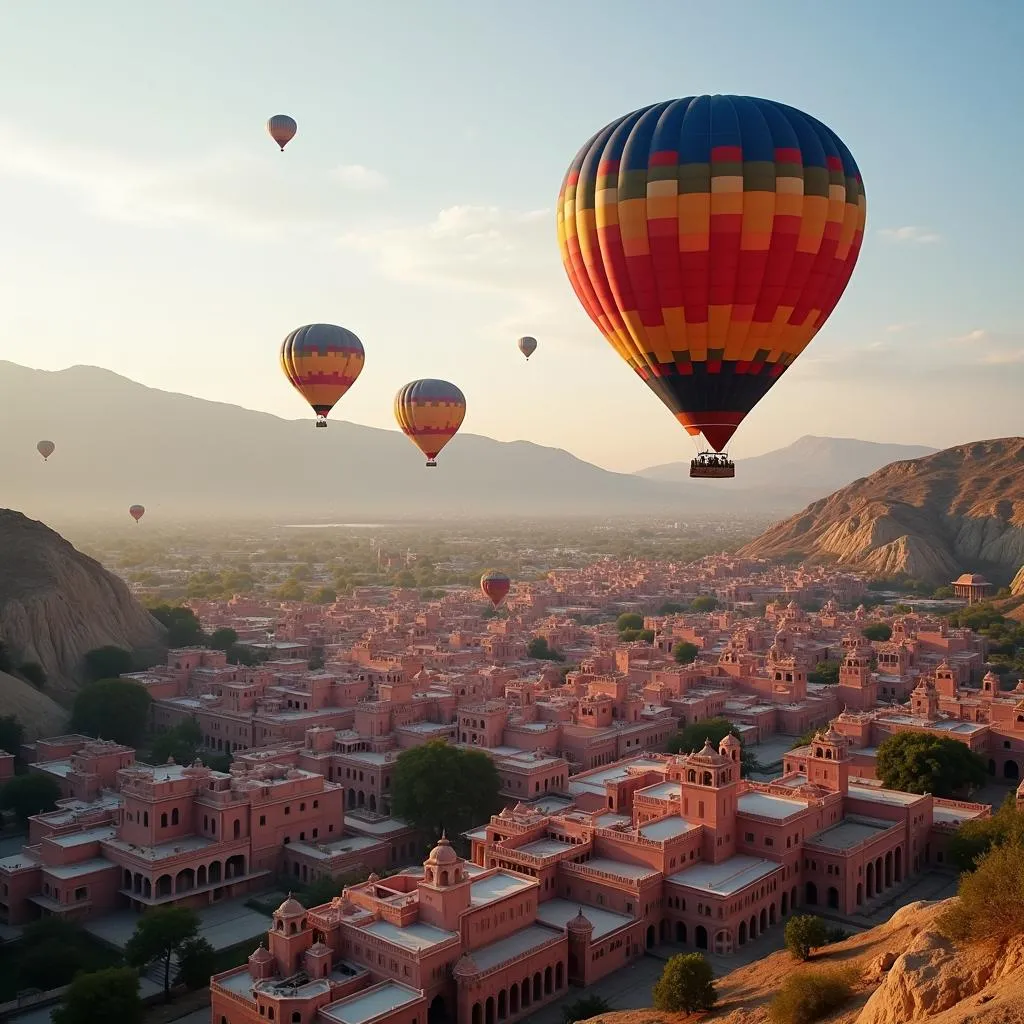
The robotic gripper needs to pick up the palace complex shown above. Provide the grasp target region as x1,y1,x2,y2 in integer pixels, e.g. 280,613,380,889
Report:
1,556,1022,1024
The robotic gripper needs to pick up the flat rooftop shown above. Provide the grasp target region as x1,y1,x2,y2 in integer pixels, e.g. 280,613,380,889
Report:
933,804,989,826
636,781,681,801
322,981,422,1024
43,856,117,880
568,757,666,796
668,855,779,896
470,870,535,905
518,839,574,858
360,919,458,953
471,924,562,972
807,816,895,851
737,792,809,821
536,898,632,939
848,784,921,807
638,816,698,841
584,857,660,882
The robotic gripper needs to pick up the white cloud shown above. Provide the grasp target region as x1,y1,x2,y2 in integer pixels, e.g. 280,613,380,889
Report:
332,164,388,191
885,322,914,334
982,348,1024,365
0,124,389,238
949,328,989,344
878,225,941,244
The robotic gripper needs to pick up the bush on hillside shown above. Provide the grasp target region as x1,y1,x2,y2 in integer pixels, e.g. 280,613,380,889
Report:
562,995,611,1023
947,794,1024,871
938,839,1024,944
768,968,857,1024
652,952,717,1013
784,915,829,961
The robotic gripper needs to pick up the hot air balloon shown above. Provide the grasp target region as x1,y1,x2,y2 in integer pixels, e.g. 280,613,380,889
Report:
129,504,145,523
394,379,466,467
36,440,55,462
267,114,297,152
280,324,365,428
518,336,538,361
557,95,866,479
480,570,511,608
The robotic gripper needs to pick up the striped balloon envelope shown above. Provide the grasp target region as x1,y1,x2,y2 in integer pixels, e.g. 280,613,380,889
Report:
480,570,511,608
280,323,365,428
557,94,866,455
267,114,297,151
394,379,466,467
517,336,538,361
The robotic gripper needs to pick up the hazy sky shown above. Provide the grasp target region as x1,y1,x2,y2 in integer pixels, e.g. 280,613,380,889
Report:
1,1,1022,472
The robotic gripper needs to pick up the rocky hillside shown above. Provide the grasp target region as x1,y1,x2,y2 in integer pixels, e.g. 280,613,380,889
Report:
737,438,1024,583
582,899,1024,1024
0,510,166,702
0,671,68,740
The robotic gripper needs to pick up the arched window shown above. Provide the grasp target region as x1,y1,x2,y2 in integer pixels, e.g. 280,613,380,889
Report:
160,813,168,828
171,808,180,825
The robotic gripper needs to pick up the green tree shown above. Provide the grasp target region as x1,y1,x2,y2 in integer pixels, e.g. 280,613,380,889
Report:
277,579,305,601
528,637,565,662
947,795,1024,871
666,717,756,775
148,605,205,647
938,839,1024,945
125,906,200,1000
84,645,133,681
53,966,144,1024
562,995,610,1024
71,679,152,746
174,936,217,991
391,741,502,845
673,640,699,665
690,596,720,612
861,623,892,642
658,602,685,615
311,586,337,604
652,952,717,1013
0,714,25,756
619,628,655,643
876,732,986,798
150,718,203,765
18,661,46,688
208,628,238,652
616,612,644,633
808,660,840,685
1,772,62,823
784,914,829,961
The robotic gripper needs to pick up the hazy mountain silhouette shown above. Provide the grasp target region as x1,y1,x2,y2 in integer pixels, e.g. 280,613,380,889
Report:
637,435,937,506
0,363,942,522
0,362,702,521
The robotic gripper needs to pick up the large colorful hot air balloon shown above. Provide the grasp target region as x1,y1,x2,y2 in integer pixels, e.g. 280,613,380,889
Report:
129,504,145,523
280,324,365,428
557,95,865,478
518,336,538,361
267,114,297,152
480,570,511,608
394,379,466,467
36,440,55,462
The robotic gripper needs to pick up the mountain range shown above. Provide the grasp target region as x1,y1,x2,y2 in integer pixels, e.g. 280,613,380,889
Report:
740,437,1024,583
0,361,938,521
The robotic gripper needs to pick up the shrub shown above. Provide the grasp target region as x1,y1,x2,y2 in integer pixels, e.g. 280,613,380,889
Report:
784,915,829,961
562,995,610,1023
769,968,857,1024
938,839,1024,944
652,952,717,1013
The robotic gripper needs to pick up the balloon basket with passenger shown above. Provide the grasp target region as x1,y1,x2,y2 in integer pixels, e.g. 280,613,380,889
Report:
690,452,735,479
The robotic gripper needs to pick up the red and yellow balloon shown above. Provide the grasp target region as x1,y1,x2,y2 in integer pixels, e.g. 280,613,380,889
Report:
557,94,866,454
280,323,365,428
394,379,466,467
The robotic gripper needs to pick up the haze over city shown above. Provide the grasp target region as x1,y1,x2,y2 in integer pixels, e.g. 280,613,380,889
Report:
1,1,1022,471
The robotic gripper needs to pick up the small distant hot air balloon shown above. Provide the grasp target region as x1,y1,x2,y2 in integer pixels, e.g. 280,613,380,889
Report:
394,379,466,467
280,324,365,428
267,114,297,152
517,336,538,361
129,504,145,523
36,440,55,462
480,570,511,608
557,94,866,480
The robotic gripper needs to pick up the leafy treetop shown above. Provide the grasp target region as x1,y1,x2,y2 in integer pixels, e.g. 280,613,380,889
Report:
876,731,986,798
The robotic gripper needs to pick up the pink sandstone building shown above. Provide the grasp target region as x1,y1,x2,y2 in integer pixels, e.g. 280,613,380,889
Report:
210,729,987,1024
